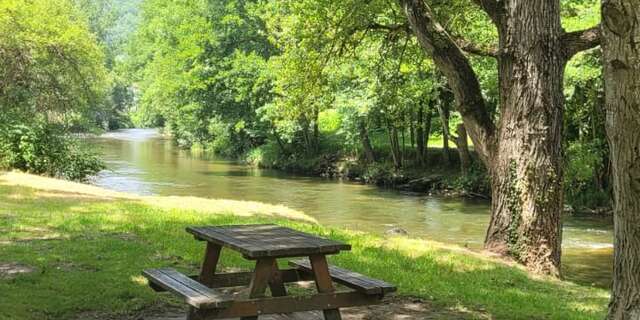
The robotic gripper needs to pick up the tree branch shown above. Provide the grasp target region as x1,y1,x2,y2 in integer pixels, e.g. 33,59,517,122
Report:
398,0,496,163
455,38,498,57
470,0,502,25
562,25,601,59
367,22,411,33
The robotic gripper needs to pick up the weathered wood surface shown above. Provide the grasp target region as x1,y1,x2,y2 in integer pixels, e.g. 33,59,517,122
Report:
186,225,351,259
308,254,342,320
290,259,396,295
150,269,313,291
143,268,233,309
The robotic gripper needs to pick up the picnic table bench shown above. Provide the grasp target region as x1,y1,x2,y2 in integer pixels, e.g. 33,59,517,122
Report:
143,224,396,320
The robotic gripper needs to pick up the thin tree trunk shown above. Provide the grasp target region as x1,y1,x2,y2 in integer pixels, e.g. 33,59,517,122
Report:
358,119,376,163
388,122,402,169
410,111,416,149
456,123,472,173
416,104,426,166
602,1,640,318
437,103,451,165
312,107,320,154
424,104,433,162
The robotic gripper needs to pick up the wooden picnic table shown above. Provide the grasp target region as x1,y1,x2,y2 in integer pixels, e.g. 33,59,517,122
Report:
143,224,395,320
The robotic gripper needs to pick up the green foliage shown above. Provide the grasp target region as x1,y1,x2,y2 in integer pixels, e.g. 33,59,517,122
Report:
0,0,108,180
452,163,491,195
0,0,109,124
122,0,609,209
0,123,104,180
564,141,610,209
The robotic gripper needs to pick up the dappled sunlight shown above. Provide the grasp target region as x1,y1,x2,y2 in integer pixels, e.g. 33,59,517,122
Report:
130,275,148,286
1,171,316,223
0,172,610,319
0,171,134,200
143,196,316,223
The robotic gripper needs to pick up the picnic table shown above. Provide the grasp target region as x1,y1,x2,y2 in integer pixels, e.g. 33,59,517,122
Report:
143,224,396,320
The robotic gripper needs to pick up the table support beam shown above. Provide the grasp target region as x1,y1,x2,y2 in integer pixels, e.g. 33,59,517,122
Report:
309,255,342,320
241,258,276,320
199,243,222,287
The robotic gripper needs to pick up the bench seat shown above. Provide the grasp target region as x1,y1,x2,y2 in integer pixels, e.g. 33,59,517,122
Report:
143,268,233,309
289,259,396,295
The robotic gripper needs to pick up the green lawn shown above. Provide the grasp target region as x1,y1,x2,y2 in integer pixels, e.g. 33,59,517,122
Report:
0,173,608,320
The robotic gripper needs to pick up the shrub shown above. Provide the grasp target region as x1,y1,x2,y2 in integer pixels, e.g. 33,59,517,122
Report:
564,141,610,209
0,123,104,181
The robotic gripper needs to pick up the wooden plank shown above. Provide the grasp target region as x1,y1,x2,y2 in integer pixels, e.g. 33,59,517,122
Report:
269,260,288,297
289,260,396,295
186,225,351,259
241,258,276,320
309,255,342,320
199,243,222,287
188,291,381,319
143,268,233,309
149,269,311,291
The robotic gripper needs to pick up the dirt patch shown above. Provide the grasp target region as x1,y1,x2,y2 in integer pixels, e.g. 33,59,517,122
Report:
90,296,487,320
0,262,36,279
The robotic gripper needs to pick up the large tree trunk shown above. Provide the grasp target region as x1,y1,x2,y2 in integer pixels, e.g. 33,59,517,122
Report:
483,0,567,276
399,0,599,275
602,1,640,318
455,123,472,173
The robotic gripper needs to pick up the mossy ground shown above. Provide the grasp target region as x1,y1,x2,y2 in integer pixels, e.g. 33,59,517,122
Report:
0,172,608,320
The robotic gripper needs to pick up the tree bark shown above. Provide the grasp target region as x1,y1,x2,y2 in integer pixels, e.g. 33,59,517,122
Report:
416,104,426,166
482,0,567,277
388,122,402,169
602,1,640,318
436,101,452,165
456,123,472,173
399,0,599,276
358,119,376,163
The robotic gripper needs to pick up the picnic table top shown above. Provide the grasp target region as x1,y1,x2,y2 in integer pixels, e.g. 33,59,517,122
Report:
186,224,351,259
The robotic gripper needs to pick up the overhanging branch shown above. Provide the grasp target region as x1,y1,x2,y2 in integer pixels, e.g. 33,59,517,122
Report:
562,25,601,59
399,0,496,163
455,38,498,57
470,0,502,24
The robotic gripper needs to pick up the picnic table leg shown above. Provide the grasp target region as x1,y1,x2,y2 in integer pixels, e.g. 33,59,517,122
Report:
187,243,222,320
309,254,342,320
268,260,287,297
199,242,222,287
241,258,276,320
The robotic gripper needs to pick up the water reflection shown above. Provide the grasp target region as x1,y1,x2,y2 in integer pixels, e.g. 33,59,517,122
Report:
90,129,613,287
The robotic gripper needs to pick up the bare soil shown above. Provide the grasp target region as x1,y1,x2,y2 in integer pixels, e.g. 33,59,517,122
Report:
80,297,487,320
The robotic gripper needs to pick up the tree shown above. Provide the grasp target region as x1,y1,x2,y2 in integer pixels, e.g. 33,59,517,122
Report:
601,0,640,318
0,0,108,180
399,0,601,275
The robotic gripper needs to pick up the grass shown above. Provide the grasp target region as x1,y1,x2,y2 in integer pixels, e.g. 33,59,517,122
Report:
0,172,609,320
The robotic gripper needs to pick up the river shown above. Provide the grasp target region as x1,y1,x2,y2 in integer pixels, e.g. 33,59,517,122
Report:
89,129,613,288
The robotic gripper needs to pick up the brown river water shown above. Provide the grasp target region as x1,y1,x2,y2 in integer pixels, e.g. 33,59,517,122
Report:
89,129,613,288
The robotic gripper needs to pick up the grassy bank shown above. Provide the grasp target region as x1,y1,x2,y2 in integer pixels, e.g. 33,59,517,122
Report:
0,172,608,319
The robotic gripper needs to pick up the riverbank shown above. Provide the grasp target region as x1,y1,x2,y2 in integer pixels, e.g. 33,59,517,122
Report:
0,172,609,319
245,144,491,198
244,144,613,214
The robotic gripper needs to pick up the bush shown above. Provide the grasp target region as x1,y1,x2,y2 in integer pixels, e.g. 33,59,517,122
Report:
452,163,491,196
245,143,281,168
564,141,610,209
0,123,105,181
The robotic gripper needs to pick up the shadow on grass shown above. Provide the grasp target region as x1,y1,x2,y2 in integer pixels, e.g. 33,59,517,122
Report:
0,183,608,320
